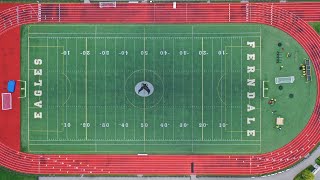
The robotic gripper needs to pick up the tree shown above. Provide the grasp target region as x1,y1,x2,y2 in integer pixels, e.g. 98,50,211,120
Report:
301,169,315,180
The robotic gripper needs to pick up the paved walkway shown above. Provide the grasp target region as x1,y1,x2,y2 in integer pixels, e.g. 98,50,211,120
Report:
40,145,320,180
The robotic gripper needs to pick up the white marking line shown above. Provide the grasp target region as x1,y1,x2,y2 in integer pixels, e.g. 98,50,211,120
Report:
75,38,78,139
133,40,136,140
94,26,97,151
240,37,243,141
29,32,261,35
143,27,146,152
211,39,214,139
31,139,260,142
27,27,30,150
191,26,194,152
104,38,107,140
172,38,175,140
182,41,185,139
220,38,223,140
153,39,156,140
162,39,165,140
230,38,233,140
46,37,49,140
85,37,88,140
259,28,262,152
114,38,117,139
56,38,59,139
123,38,126,140
65,39,68,139
201,37,204,141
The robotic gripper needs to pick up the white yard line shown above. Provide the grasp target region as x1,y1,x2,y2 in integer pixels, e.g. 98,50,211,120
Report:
240,37,243,141
230,38,233,140
153,40,156,140
143,27,146,152
114,38,117,139
27,27,30,149
211,39,214,139
85,37,88,140
65,39,68,139
259,28,262,152
56,39,59,139
46,37,49,140
162,39,165,140
172,38,175,140
191,26,194,151
75,38,78,139
220,38,223,140
123,39,126,140
104,38,107,140
133,40,136,140
201,37,204,141
94,26,97,151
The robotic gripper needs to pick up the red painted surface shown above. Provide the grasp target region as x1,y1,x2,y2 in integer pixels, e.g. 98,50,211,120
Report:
0,26,20,151
0,2,319,176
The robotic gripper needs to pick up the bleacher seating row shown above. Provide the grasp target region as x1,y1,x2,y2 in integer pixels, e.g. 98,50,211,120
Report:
305,59,312,81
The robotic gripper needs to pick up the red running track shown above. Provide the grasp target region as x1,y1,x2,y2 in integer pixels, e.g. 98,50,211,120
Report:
0,2,319,176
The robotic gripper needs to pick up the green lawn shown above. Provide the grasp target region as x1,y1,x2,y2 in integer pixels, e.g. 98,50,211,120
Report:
0,167,37,180
20,24,316,154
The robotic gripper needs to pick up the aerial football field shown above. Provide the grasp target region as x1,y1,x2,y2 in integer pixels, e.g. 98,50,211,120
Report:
20,24,316,154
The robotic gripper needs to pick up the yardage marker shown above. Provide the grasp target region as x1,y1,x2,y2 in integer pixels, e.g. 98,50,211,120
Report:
240,37,243,141
85,37,88,140
46,37,49,140
201,37,204,141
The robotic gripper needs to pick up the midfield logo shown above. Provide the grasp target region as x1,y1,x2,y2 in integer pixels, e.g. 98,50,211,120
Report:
135,81,154,97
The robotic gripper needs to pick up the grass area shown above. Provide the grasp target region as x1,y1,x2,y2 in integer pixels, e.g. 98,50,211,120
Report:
20,24,316,154
0,167,37,180
310,23,320,35
294,166,315,180
316,157,320,165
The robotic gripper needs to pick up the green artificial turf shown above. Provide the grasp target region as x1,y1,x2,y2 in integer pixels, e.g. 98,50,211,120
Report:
20,24,317,154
